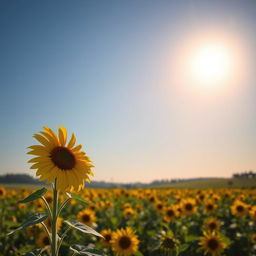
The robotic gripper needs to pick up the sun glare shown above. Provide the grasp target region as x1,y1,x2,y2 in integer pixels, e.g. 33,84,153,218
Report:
174,31,246,95
189,43,233,89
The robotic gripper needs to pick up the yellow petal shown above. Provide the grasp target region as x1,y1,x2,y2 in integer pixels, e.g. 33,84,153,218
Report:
58,128,66,146
67,133,76,149
33,134,51,148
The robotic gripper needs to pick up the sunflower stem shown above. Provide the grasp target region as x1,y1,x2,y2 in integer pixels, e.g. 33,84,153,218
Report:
41,196,53,219
51,180,59,256
57,197,70,217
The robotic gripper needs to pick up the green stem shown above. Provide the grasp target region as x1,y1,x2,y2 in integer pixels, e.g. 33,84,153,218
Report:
41,196,53,219
57,197,70,217
52,180,59,256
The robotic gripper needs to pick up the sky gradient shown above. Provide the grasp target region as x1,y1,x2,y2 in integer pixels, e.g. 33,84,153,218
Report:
1,0,256,182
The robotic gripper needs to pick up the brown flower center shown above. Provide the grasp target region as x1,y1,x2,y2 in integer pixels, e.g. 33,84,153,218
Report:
167,209,174,217
43,236,50,245
209,222,217,230
82,214,90,223
105,234,112,242
119,236,132,249
206,204,214,211
185,203,193,211
207,238,219,250
50,146,76,170
236,205,244,212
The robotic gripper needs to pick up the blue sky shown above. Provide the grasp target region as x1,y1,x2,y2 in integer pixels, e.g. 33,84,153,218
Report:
0,0,256,182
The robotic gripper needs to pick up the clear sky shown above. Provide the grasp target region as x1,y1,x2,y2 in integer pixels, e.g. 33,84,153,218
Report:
0,0,255,182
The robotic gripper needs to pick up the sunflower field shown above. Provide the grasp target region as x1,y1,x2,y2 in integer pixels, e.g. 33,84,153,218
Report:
0,186,256,256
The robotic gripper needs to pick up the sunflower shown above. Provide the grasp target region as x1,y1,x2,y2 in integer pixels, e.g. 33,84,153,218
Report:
203,200,217,214
100,229,113,246
123,207,135,218
77,209,96,226
199,232,227,256
181,198,197,216
27,126,94,192
37,232,50,248
164,205,179,222
231,200,248,217
160,235,179,253
249,205,256,221
111,227,139,255
204,217,221,232
0,186,6,197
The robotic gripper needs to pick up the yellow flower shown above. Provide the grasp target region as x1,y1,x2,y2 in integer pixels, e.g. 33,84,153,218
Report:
164,205,179,222
249,205,256,221
123,207,135,218
0,186,6,197
203,200,217,214
204,217,221,232
231,200,248,217
77,209,96,226
37,232,50,248
111,227,139,255
181,198,197,216
250,233,256,244
27,126,94,192
100,229,113,246
199,232,227,256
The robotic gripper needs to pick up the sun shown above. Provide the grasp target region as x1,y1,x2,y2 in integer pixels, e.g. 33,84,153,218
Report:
189,42,233,88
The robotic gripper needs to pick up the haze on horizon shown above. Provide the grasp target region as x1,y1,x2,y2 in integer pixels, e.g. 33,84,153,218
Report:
0,0,255,183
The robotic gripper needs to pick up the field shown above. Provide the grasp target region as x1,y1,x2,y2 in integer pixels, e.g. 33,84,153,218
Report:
0,185,256,256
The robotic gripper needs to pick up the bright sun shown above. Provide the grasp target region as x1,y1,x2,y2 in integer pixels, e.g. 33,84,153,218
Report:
189,43,233,88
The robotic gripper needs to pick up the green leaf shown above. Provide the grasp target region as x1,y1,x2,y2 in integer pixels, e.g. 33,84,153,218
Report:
70,245,105,256
185,235,198,243
66,193,89,204
64,220,103,238
21,249,43,256
18,187,47,204
8,213,48,235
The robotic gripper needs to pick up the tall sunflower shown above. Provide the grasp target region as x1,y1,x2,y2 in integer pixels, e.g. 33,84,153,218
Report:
27,126,94,192
199,232,227,256
111,227,139,256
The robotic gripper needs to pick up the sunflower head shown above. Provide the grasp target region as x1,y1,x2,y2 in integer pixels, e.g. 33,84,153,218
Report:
100,229,113,246
199,232,227,256
111,227,139,255
0,186,6,198
77,209,96,226
160,235,179,252
27,126,94,192
37,232,50,248
204,217,221,232
181,198,197,216
231,200,248,217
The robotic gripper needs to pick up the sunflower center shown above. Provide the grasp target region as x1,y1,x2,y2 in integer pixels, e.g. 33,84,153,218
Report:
119,236,132,249
0,190,3,196
82,214,90,223
105,234,112,242
207,238,219,250
207,204,214,210
209,222,217,230
237,205,244,212
167,210,174,217
185,203,193,211
43,236,50,245
50,146,76,170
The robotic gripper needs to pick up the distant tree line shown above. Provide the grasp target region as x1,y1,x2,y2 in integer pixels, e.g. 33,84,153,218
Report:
232,170,256,179
0,174,43,184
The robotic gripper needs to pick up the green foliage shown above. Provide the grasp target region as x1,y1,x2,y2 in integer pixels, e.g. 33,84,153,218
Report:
18,188,48,204
8,213,48,235
65,220,103,238
70,244,105,255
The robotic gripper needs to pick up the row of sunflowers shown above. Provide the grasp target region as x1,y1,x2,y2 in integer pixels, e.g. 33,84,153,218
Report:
1,185,256,256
